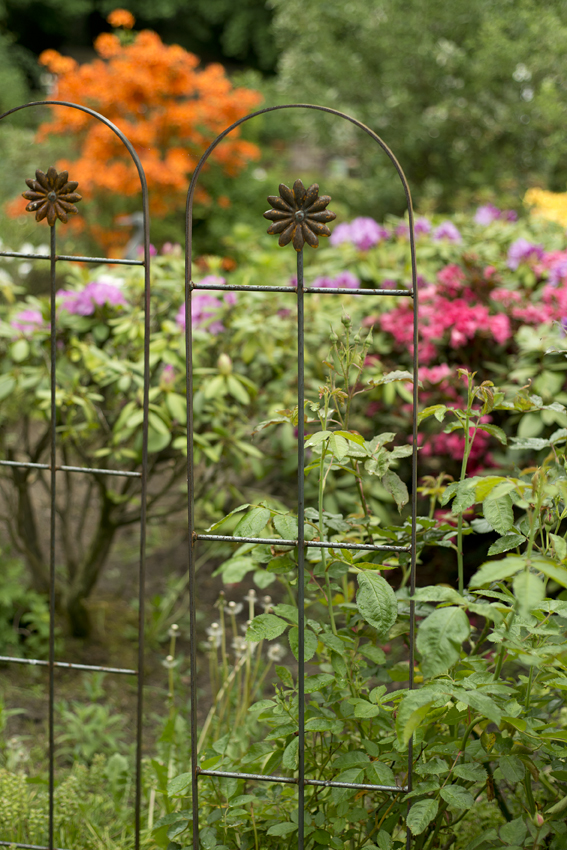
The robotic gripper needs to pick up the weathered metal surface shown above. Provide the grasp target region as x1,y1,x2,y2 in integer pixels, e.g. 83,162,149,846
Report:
264,178,336,251
22,167,82,226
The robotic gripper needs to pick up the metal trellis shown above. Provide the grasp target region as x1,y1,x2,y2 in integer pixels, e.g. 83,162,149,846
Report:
0,100,151,850
185,104,419,850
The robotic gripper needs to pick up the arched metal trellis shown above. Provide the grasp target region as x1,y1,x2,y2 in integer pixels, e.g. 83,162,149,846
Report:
0,101,151,850
185,104,419,850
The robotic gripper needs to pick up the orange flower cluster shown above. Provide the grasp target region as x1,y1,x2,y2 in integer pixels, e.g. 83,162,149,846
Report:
17,27,262,250
107,8,135,29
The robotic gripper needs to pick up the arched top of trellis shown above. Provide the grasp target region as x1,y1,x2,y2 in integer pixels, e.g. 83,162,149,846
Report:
185,102,417,290
0,99,151,260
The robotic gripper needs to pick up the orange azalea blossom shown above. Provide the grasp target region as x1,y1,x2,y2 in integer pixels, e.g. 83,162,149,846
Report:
16,28,262,248
107,8,135,29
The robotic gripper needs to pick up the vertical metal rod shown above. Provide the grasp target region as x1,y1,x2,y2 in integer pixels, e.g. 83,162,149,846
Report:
134,211,151,848
406,207,419,850
186,280,200,849
296,249,305,849
48,222,57,850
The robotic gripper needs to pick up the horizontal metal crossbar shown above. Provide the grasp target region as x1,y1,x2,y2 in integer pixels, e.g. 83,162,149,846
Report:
196,533,410,552
198,768,407,793
0,249,144,266
0,656,137,675
191,281,412,297
0,843,69,850
0,459,141,478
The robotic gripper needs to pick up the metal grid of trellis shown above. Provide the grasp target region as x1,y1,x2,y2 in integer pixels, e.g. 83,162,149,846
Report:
184,105,419,850
0,100,418,850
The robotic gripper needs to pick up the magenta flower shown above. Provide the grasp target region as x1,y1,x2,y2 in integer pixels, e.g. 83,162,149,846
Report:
330,217,388,250
57,281,127,316
507,238,544,270
414,217,432,236
11,309,45,334
175,278,235,334
329,222,353,247
313,271,360,289
474,204,501,225
433,221,462,242
548,259,567,287
136,244,157,257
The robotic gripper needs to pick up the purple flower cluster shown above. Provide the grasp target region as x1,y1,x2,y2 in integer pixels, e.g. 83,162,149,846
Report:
175,276,236,335
11,309,45,334
433,221,462,243
57,281,127,316
312,271,360,289
474,204,518,225
507,238,544,270
330,217,389,250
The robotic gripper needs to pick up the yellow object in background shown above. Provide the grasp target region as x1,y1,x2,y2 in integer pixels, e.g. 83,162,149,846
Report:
525,187,567,228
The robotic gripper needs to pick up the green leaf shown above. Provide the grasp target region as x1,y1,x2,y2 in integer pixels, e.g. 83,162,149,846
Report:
305,430,331,448
499,817,527,846
272,603,298,623
0,374,15,400
500,755,525,784
226,374,250,404
304,673,334,693
406,799,439,836
483,493,514,534
359,644,387,665
532,558,567,589
477,423,507,445
356,573,398,639
512,572,546,616
354,701,381,719
412,587,465,605
288,627,318,661
334,430,365,445
233,506,271,538
267,823,297,837
371,369,415,386
417,607,470,678
215,556,255,583
396,689,447,745
469,556,525,587
487,533,525,556
440,784,475,809
11,339,29,362
445,686,502,726
246,614,288,642
282,736,298,769
418,404,448,425
381,469,409,511
167,772,191,796
453,764,488,782
328,433,349,460
165,392,187,424
273,514,298,540
509,437,550,450
204,504,250,533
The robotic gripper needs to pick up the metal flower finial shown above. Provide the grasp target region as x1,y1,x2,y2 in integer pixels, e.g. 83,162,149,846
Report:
263,179,336,252
22,167,82,227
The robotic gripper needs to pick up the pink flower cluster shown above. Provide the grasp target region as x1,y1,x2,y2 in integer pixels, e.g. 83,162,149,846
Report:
474,204,517,225
419,426,494,475
381,285,512,364
11,309,47,334
330,217,389,250
175,276,236,335
57,281,127,316
312,271,360,289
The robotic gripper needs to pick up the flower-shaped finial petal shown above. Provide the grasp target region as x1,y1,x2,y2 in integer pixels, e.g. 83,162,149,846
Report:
263,178,336,252
22,167,82,227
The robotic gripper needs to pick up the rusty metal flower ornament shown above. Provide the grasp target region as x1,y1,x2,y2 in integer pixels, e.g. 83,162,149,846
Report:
263,179,336,251
22,167,82,226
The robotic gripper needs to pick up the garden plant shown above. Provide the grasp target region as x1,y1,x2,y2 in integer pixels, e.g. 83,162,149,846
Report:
1,204,567,847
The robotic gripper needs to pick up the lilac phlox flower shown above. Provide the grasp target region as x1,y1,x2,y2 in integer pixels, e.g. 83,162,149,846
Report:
329,222,353,247
161,242,182,256
414,217,432,236
160,364,176,386
11,309,45,334
548,259,567,287
501,210,518,222
507,238,544,270
136,244,157,257
313,271,360,289
175,276,233,335
330,218,388,250
57,281,127,316
380,279,397,289
433,221,462,242
395,222,410,238
474,204,501,225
